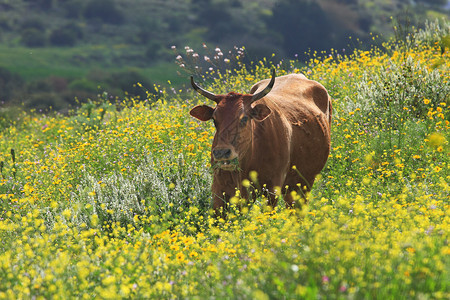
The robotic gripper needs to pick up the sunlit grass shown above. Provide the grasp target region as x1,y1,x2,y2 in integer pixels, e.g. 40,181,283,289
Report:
0,21,449,299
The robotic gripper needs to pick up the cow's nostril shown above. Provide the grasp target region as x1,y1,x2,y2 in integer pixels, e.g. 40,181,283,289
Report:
213,148,232,159
223,149,231,158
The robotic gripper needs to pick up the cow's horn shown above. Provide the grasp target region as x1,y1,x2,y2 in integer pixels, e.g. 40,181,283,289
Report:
252,69,276,102
191,76,217,102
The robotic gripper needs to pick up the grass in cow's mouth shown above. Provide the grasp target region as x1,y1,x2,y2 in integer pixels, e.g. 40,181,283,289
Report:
212,157,240,171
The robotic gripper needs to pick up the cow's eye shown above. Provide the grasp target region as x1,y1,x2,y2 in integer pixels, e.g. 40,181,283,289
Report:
240,116,248,127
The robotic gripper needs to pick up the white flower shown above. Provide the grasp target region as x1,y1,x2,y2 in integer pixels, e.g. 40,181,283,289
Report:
224,58,230,63
204,56,210,62
171,45,176,49
176,55,182,60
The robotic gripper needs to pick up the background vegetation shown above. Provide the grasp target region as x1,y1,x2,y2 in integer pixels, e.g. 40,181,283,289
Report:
0,0,448,110
0,20,448,298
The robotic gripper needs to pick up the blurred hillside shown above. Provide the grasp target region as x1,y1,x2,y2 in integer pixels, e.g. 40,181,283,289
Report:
0,0,448,111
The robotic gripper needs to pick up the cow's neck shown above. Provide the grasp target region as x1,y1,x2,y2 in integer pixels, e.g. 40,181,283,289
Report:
236,120,255,173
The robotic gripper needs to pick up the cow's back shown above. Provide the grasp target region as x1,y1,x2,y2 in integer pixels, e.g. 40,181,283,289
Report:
250,73,331,125
250,73,332,189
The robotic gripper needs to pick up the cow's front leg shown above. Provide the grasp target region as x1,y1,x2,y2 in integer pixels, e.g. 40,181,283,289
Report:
211,178,237,218
211,171,241,217
259,176,286,208
212,191,229,217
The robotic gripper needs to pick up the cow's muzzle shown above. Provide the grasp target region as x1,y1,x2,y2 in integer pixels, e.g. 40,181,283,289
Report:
212,147,238,171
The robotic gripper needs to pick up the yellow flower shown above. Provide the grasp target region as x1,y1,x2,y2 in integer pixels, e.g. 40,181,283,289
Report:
91,214,99,227
427,132,446,148
252,290,269,300
102,275,116,286
249,170,258,182
364,151,375,163
242,179,251,188
62,209,71,219
176,252,186,262
230,197,239,205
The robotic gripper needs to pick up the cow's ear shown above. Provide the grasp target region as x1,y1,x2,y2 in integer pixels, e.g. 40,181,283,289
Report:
250,104,271,121
190,105,214,121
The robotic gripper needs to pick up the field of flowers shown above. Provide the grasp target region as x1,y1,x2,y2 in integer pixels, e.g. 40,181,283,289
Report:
0,21,449,299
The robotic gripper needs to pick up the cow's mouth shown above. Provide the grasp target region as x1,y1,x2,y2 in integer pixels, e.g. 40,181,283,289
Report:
213,158,239,171
220,160,236,171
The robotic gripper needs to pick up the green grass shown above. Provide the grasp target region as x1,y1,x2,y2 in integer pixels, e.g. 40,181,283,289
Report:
0,46,91,80
0,45,181,86
140,61,187,87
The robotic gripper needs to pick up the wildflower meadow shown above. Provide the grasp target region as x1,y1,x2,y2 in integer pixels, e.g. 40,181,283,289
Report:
0,21,449,299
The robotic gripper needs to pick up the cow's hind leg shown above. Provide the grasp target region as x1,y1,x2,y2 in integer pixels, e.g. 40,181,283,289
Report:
283,186,309,209
258,179,280,208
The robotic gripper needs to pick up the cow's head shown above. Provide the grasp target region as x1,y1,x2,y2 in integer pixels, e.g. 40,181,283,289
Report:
190,70,275,171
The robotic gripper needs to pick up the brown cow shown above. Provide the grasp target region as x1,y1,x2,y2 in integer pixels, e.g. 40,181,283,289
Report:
189,70,331,214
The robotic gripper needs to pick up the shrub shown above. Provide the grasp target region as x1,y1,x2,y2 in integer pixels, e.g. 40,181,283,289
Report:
267,0,334,57
20,18,46,31
350,50,449,120
20,28,46,47
23,0,53,10
61,0,85,19
22,92,64,111
68,78,99,93
0,67,24,102
107,69,152,99
69,153,211,232
144,41,167,63
414,19,450,46
49,28,77,46
0,106,24,130
83,0,124,25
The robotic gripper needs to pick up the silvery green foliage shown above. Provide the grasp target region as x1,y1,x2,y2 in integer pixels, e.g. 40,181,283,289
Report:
347,55,447,118
346,19,449,117
414,19,450,46
70,153,212,228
